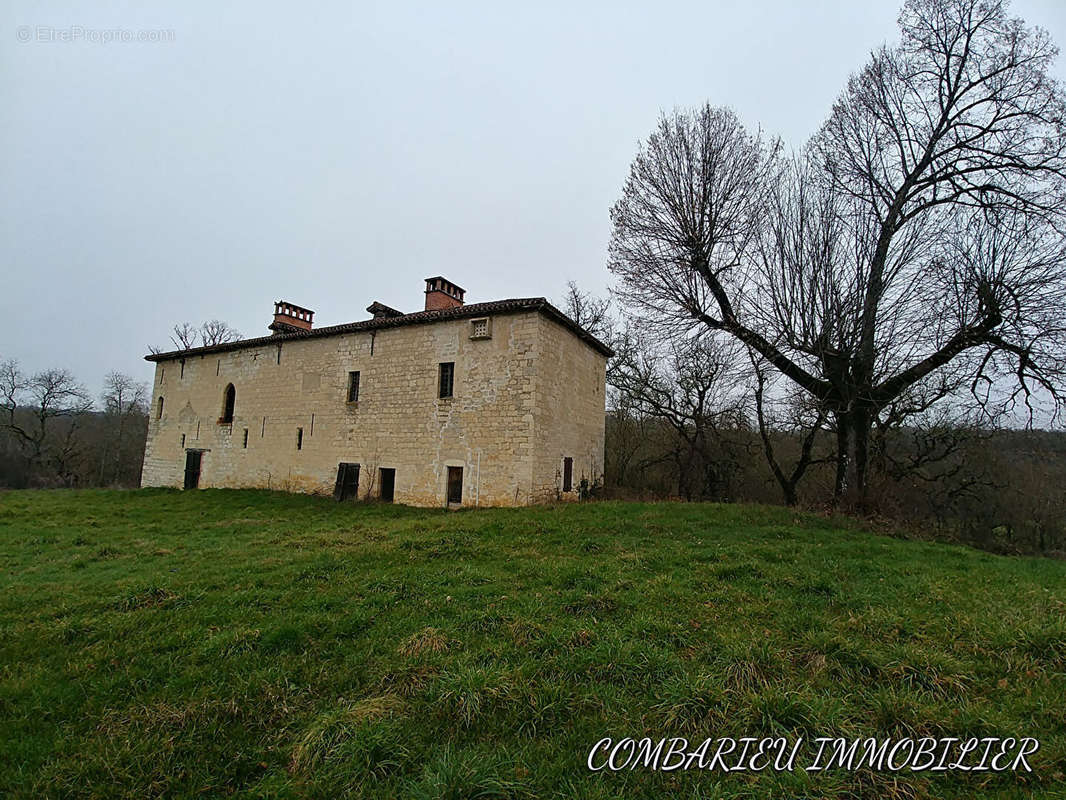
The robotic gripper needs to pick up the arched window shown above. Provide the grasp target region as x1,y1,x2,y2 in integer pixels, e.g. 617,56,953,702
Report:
220,383,235,423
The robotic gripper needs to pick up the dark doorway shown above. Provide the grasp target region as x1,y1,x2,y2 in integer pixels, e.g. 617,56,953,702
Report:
563,457,574,493
379,468,395,503
184,450,202,490
447,466,463,505
333,462,360,501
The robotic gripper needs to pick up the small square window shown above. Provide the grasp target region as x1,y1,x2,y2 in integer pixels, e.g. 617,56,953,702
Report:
470,318,491,339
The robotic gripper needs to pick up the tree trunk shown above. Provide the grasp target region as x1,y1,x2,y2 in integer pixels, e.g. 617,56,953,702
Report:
834,407,873,509
834,412,850,500
850,407,871,509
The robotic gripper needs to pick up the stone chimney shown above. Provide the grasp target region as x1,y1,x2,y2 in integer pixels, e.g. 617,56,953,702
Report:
269,301,314,334
424,276,465,311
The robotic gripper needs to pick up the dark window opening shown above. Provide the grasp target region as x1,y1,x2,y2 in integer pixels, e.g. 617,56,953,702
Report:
447,466,463,504
180,360,185,379
157,396,164,419
347,370,360,402
180,433,186,448
242,428,249,448
216,359,220,376
439,362,454,399
563,457,574,493
379,468,395,503
296,427,303,450
220,383,236,423
159,368,164,384
333,462,360,501
184,450,202,490
276,345,282,365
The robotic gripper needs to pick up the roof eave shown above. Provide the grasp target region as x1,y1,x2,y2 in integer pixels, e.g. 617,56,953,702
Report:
144,298,613,362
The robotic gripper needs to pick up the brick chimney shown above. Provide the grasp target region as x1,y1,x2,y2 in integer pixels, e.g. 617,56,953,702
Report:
424,276,465,311
269,301,314,334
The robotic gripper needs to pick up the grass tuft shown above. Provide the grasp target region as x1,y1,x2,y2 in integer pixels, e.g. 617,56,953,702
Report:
398,627,455,657
113,585,184,611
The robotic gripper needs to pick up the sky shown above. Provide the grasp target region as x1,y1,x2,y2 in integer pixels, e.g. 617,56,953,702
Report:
3,0,1065,398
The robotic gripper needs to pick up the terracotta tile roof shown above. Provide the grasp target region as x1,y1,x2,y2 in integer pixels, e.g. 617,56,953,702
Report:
145,297,614,361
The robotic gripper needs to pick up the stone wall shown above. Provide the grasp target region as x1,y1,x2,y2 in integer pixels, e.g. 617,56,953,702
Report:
141,309,606,507
530,315,608,502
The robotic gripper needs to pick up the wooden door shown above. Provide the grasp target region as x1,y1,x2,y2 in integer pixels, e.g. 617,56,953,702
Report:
183,451,202,490
446,466,463,505
333,463,360,501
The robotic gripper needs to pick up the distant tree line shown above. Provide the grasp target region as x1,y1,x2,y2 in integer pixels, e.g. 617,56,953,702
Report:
0,319,242,489
0,361,149,489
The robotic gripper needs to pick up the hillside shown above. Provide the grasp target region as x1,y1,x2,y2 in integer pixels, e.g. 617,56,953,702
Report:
1,490,1064,798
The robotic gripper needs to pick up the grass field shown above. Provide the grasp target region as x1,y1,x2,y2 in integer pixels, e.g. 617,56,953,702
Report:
1,490,1064,799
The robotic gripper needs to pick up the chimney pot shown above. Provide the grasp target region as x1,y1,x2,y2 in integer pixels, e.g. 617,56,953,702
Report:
424,276,465,311
270,300,314,334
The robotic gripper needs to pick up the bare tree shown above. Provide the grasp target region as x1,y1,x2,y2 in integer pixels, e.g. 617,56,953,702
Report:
750,354,832,506
163,319,242,351
98,372,149,485
609,329,749,500
561,282,613,342
0,359,29,427
200,319,243,346
0,361,92,483
605,392,650,488
170,322,199,350
610,0,1066,504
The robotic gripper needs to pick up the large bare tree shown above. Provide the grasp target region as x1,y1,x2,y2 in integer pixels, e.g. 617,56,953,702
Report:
610,0,1066,503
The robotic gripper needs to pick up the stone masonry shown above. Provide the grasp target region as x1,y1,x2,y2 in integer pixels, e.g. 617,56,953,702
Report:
140,282,610,507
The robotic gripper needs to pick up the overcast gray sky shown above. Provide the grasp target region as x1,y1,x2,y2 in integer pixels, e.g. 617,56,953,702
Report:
3,0,1065,396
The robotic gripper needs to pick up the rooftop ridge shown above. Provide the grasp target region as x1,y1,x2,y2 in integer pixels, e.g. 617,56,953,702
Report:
145,297,613,361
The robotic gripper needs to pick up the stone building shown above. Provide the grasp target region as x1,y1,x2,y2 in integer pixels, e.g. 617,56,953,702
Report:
140,277,611,507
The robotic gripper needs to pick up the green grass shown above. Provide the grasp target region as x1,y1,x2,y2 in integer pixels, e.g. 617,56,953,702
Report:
1,490,1064,799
